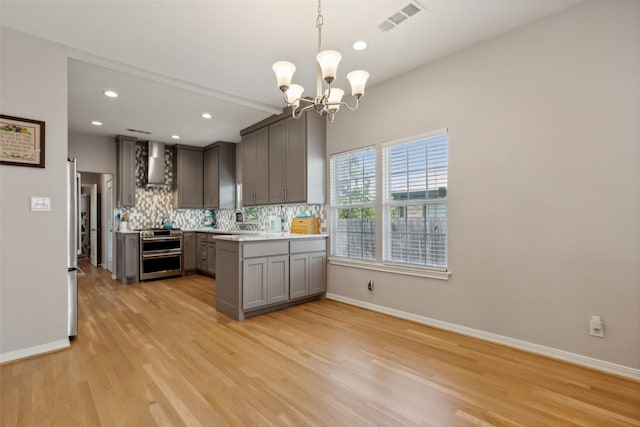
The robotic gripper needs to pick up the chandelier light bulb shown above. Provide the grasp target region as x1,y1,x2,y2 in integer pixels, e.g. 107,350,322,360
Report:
347,70,370,98
316,50,342,84
272,61,296,91
286,84,305,108
325,87,344,112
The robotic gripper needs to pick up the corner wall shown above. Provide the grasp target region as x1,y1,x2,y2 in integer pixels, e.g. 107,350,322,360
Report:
326,1,640,370
1,29,70,359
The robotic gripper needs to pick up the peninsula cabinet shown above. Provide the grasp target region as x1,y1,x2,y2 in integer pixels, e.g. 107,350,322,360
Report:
203,141,236,209
116,232,139,284
268,114,326,204
215,236,327,321
173,145,203,209
116,135,136,208
241,127,269,206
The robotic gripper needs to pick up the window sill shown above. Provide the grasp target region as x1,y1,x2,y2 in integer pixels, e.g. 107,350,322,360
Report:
328,257,451,281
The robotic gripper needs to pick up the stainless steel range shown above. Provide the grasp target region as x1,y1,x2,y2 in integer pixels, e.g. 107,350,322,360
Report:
139,228,183,280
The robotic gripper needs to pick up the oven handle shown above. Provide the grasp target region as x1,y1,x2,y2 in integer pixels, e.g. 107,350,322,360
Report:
140,236,182,242
141,252,182,259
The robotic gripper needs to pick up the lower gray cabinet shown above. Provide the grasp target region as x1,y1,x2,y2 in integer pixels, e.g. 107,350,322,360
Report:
196,233,207,272
289,251,327,299
207,237,216,276
215,237,326,321
183,232,196,272
242,253,289,310
116,232,139,284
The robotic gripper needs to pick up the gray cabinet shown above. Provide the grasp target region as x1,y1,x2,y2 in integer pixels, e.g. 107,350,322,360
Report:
215,237,327,321
183,232,196,272
196,233,207,272
173,145,203,208
207,237,216,276
289,239,327,300
116,232,139,284
268,114,325,204
242,242,289,310
116,136,136,207
241,127,269,206
204,142,236,209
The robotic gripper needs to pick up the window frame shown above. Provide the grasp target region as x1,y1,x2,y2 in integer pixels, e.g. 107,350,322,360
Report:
381,129,449,271
329,146,377,262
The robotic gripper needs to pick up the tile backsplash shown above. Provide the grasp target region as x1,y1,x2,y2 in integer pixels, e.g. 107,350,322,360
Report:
117,141,326,231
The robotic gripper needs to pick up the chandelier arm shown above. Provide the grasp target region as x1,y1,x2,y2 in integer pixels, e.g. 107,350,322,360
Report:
338,97,360,112
283,92,315,107
292,104,315,119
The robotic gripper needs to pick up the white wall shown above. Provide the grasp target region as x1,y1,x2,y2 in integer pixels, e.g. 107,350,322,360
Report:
0,29,70,358
68,132,116,174
326,1,640,370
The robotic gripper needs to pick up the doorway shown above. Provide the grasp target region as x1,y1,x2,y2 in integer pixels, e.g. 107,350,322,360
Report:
78,172,114,272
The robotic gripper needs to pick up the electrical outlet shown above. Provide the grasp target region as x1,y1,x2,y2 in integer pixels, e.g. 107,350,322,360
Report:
590,315,604,338
367,280,374,292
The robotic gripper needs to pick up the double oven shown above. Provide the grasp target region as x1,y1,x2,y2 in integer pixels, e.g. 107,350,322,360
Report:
139,229,183,280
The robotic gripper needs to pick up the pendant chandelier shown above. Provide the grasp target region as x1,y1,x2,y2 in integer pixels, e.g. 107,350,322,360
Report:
272,0,369,122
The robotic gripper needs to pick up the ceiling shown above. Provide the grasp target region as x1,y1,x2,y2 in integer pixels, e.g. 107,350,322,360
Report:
1,0,583,147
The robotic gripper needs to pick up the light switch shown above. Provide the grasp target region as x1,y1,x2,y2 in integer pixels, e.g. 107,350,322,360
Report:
31,196,51,211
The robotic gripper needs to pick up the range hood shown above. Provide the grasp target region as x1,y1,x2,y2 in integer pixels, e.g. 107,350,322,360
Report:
146,141,169,188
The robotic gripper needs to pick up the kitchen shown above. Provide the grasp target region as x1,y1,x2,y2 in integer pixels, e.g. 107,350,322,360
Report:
2,1,639,425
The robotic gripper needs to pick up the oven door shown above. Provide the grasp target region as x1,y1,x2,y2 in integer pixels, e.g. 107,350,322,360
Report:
140,252,182,280
141,237,181,253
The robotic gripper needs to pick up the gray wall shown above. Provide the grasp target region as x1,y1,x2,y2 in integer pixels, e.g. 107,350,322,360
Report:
0,29,69,357
326,1,640,369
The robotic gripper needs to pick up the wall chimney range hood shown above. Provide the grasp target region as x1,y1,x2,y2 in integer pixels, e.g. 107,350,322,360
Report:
147,141,169,188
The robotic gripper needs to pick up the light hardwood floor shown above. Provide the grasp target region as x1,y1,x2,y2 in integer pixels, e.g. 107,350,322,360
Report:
1,261,639,426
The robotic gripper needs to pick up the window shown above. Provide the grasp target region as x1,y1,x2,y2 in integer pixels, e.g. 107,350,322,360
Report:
382,132,448,269
330,148,376,260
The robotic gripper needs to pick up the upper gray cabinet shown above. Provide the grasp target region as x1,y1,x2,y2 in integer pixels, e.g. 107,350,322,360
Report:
241,127,270,206
204,141,236,209
241,111,325,206
116,135,136,208
173,145,203,209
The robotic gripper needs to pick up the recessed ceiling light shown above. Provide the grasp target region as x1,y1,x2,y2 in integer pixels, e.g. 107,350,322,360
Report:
103,90,118,98
171,135,181,140
201,112,212,119
91,121,103,126
353,40,367,51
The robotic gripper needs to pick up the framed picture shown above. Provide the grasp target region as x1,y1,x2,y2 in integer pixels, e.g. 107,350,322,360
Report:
0,114,46,168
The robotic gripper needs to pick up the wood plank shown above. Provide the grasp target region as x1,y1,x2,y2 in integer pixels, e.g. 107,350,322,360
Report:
1,260,638,426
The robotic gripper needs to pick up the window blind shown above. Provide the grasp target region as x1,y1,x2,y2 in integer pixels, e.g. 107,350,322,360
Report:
330,148,376,260
382,133,448,269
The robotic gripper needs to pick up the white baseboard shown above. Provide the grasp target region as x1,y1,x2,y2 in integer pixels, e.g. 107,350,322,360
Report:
0,339,70,364
326,293,640,381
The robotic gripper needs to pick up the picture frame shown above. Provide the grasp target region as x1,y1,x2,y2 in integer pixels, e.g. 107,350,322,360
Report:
0,114,46,168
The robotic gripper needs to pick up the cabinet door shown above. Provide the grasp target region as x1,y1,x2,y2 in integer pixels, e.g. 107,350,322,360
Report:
243,257,268,310
183,232,196,271
242,128,269,206
177,148,203,208
254,128,270,205
284,116,307,203
309,251,327,295
268,120,287,203
116,136,136,207
267,255,289,305
124,234,139,280
289,253,309,300
196,233,207,271
241,132,256,206
203,147,219,208
207,241,216,275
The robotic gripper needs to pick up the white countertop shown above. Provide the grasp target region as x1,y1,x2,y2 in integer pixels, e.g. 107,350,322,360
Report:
209,232,328,242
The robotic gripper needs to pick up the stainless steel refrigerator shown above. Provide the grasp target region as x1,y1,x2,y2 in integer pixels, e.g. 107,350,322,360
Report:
67,158,80,337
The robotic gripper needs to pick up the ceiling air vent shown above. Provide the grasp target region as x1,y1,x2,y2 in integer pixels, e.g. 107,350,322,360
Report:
126,128,152,135
378,1,425,32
